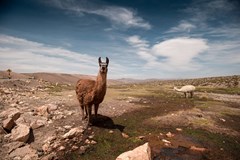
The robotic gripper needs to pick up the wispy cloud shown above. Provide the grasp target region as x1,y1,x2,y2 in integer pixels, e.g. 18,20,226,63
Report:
0,34,133,79
47,0,151,30
184,0,237,24
0,34,98,74
167,20,196,33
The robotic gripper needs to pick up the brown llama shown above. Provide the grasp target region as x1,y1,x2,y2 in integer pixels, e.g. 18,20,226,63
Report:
75,57,109,125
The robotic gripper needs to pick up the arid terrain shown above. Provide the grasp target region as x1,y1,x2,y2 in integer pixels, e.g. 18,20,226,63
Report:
0,72,240,160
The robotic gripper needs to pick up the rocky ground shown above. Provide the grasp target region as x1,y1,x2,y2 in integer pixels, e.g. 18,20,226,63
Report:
0,75,240,160
0,79,89,160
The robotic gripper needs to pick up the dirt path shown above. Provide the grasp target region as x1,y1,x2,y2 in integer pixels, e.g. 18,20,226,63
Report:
196,92,240,103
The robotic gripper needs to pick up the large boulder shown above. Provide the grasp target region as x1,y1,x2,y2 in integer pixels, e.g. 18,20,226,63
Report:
116,143,151,160
11,124,30,142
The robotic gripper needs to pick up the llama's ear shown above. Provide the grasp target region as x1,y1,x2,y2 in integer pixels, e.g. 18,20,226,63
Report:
106,57,109,65
98,57,102,64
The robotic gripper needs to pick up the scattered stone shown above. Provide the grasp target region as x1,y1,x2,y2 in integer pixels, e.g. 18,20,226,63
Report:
91,140,97,145
85,139,91,144
11,124,30,142
89,135,94,139
190,146,207,152
162,139,171,144
176,128,183,132
58,146,65,151
121,132,129,138
72,145,78,151
63,125,72,130
116,142,151,160
30,119,46,129
40,153,57,160
36,105,49,117
4,133,11,139
13,156,21,160
46,103,58,111
44,136,57,144
62,127,84,139
42,143,51,153
166,132,174,138
80,146,87,152
109,130,114,134
220,118,226,122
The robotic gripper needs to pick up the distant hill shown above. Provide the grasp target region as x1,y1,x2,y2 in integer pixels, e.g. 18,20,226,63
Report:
1,71,239,87
0,71,120,85
23,72,96,85
0,71,30,79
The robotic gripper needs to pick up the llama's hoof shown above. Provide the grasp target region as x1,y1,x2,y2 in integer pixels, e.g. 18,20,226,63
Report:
82,116,87,120
87,121,93,126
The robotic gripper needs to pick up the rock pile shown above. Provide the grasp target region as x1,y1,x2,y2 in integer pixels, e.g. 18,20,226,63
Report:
0,79,94,160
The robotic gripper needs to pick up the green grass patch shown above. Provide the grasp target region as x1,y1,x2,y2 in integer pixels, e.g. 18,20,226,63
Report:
184,129,240,159
46,84,74,92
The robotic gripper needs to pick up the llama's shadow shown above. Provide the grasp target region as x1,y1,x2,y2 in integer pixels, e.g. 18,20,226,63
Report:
91,114,125,132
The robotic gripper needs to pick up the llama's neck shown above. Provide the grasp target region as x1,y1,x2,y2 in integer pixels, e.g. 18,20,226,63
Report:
95,72,107,92
174,87,182,92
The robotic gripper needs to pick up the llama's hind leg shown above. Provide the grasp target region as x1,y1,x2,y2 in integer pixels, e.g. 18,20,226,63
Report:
190,92,194,98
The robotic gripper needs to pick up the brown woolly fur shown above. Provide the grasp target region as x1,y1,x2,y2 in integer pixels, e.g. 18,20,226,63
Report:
75,57,109,125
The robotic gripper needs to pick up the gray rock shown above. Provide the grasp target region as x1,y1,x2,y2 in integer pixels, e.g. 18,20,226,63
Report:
9,145,37,159
3,118,15,130
0,108,20,120
3,141,25,153
30,119,47,129
116,142,151,160
62,127,84,139
11,124,30,142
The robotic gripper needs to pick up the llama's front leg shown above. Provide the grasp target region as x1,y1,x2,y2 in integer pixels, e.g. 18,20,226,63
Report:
87,104,92,125
94,104,99,118
184,92,187,98
80,105,87,120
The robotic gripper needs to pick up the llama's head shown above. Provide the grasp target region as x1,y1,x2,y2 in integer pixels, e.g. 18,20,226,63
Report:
98,57,109,73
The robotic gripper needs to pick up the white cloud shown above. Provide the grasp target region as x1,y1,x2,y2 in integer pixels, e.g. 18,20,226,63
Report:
126,36,209,71
167,20,196,33
126,35,149,48
151,37,209,66
47,0,151,30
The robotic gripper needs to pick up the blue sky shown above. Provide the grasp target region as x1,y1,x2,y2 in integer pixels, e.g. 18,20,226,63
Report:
0,0,240,79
